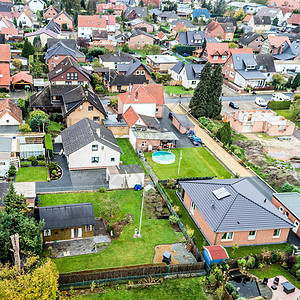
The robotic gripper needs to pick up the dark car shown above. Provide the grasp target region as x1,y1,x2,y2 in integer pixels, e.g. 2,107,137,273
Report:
229,101,239,109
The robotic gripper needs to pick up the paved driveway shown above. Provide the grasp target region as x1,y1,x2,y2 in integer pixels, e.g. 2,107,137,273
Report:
294,128,300,141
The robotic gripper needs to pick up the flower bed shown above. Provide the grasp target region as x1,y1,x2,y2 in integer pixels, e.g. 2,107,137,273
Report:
48,161,62,181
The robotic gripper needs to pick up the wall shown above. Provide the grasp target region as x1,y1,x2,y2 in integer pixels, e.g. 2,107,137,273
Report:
44,7,58,20
128,34,153,49
172,116,194,134
67,100,105,127
107,171,144,189
129,129,137,149
135,138,161,151
106,126,129,138
155,104,164,119
222,56,236,83
28,33,53,47
0,112,21,125
54,12,73,29
248,37,264,52
47,55,77,71
122,103,157,117
274,60,300,73
50,66,89,85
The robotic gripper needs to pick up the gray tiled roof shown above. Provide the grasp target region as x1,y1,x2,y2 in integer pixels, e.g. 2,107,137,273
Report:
253,16,271,25
118,164,144,174
216,17,237,27
255,54,276,73
116,59,150,75
171,62,204,80
45,41,77,61
173,114,194,127
177,31,206,46
273,193,300,220
99,51,133,63
40,203,95,230
125,6,147,18
238,32,261,45
273,40,300,60
179,178,293,232
61,118,122,156
170,19,198,29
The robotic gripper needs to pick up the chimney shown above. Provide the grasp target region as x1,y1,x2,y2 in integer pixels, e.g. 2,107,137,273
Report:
85,90,89,97
96,128,100,137
278,46,283,54
128,83,132,94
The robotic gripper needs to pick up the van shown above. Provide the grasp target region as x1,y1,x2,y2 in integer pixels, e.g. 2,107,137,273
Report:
271,93,290,102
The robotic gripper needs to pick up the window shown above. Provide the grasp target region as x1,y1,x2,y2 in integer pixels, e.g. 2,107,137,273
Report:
0,74,3,78
229,71,234,78
213,55,218,60
67,73,70,79
141,141,146,147
248,231,256,239
258,45,261,48
75,73,78,80
225,70,228,74
70,73,74,80
136,70,140,75
221,232,234,241
222,55,227,59
79,81,84,85
88,106,93,111
279,206,284,213
155,108,159,113
101,146,104,150
141,70,145,75
44,229,51,236
190,201,195,215
273,229,281,238
91,157,99,163
71,228,82,238
93,116,100,122
285,211,289,218
92,145,98,151
54,55,58,60
6,120,9,123
227,63,230,67
191,80,196,85
85,225,93,232
65,81,71,85
111,157,115,162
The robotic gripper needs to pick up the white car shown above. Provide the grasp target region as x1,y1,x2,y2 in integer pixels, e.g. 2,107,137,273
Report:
255,97,267,107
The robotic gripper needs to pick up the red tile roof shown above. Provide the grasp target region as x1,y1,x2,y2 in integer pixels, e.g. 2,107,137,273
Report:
205,43,229,63
243,15,252,22
268,35,290,48
122,106,140,127
157,31,166,40
229,48,253,54
78,15,116,28
287,13,300,25
267,0,300,9
204,246,229,260
1,27,18,35
173,22,187,33
0,99,22,124
12,71,33,85
97,3,126,13
0,44,10,63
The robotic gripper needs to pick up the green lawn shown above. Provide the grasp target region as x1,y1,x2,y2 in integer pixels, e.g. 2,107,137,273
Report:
164,188,208,250
251,264,300,289
275,110,300,127
48,121,64,132
226,243,289,259
75,277,207,299
145,148,232,180
117,138,146,173
40,190,178,273
15,167,48,182
163,86,194,96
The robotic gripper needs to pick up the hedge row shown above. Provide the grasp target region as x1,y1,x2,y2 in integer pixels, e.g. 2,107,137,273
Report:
45,134,53,158
268,100,291,110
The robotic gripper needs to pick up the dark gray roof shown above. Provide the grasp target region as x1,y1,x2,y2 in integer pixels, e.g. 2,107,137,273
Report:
238,32,262,45
0,182,9,207
47,38,76,50
116,58,150,75
118,164,144,174
92,30,108,40
0,3,13,12
232,53,257,70
291,33,300,42
61,118,122,156
216,17,237,27
45,19,61,35
139,114,162,131
40,203,95,230
292,25,300,35
158,11,178,19
255,54,276,73
45,41,77,61
149,8,161,16
110,73,147,86
220,23,235,33
125,6,147,18
0,137,12,152
99,51,133,63
273,40,300,60
173,114,194,127
177,31,206,46
273,193,300,220
253,16,271,25
127,29,155,40
171,61,185,74
237,70,266,80
179,177,293,232
171,62,204,80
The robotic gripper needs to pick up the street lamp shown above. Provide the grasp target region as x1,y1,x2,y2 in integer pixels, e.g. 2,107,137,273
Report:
177,150,182,176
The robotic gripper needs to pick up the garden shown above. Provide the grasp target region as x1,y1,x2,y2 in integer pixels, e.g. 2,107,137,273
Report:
163,85,195,96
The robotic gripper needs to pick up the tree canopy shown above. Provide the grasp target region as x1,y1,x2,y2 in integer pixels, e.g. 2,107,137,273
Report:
3,183,28,214
61,0,81,15
216,121,231,145
292,72,300,89
28,110,50,133
22,38,35,58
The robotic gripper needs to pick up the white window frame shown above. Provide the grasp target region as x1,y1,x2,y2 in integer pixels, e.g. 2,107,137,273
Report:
221,232,234,241
285,211,289,218
85,225,93,232
213,55,218,60
279,206,284,213
141,141,146,147
248,230,256,240
44,229,51,236
141,70,145,75
92,145,98,151
190,201,195,215
91,157,99,163
273,229,281,238
229,71,234,78
136,70,140,75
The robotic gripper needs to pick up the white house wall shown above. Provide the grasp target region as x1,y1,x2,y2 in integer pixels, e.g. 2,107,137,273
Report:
129,129,137,150
123,103,156,117
234,72,247,88
274,60,300,73
28,0,44,13
0,113,21,126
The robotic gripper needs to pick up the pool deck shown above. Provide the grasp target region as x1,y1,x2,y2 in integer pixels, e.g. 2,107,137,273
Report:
267,275,300,300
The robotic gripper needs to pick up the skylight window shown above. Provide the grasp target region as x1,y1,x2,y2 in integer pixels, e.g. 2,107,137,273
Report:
212,187,230,200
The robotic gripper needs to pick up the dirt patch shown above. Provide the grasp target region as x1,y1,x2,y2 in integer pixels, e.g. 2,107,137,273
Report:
153,244,179,265
144,190,170,220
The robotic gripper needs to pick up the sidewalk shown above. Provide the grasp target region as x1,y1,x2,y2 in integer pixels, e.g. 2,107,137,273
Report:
166,103,253,177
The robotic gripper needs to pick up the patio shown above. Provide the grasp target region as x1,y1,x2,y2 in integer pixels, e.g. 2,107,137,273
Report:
267,275,300,300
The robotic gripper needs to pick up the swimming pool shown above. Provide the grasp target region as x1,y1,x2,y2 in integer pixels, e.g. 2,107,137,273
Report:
152,151,176,165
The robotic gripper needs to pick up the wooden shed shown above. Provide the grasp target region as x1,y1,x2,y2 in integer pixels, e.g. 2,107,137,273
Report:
11,71,33,91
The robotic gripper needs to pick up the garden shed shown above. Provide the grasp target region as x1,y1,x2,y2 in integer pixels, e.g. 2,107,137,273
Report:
203,246,229,266
172,114,195,134
13,182,36,208
20,144,45,159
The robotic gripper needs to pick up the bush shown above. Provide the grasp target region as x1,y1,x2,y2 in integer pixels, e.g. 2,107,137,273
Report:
169,215,179,224
174,45,196,55
287,255,297,268
95,85,105,94
45,134,53,158
296,269,300,280
19,124,32,132
37,155,44,160
21,162,30,167
268,100,291,110
207,274,217,288
48,162,57,171
31,159,38,166
199,116,209,127
10,165,16,170
225,282,235,294
99,187,106,193
8,169,16,176
281,182,295,192
28,156,36,161
38,161,45,166
246,256,255,269
237,258,246,268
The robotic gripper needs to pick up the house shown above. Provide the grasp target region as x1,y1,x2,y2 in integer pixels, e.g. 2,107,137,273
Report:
43,5,59,20
243,3,266,14
47,57,91,86
78,15,116,38
45,19,61,35
1,27,21,42
126,29,156,49
238,32,265,52
242,15,252,25
27,0,44,13
191,8,211,22
103,112,129,138
146,55,178,73
39,203,95,242
260,35,291,55
96,3,126,16
45,41,77,71
143,0,160,7
25,28,57,47
61,118,122,170
129,19,154,33
170,61,204,88
30,85,106,127
106,164,144,189
118,83,164,118
176,31,206,49
16,11,33,28
255,54,276,82
205,21,234,41
0,99,22,126
216,17,237,31
225,110,295,136
178,177,293,246
287,14,300,27
125,7,147,20
53,10,73,30
13,182,36,208
11,71,33,90
0,44,11,90
273,40,300,73
170,19,198,32
0,0,12,13
116,58,150,81
0,137,11,177
157,11,179,23
157,31,167,42
172,113,195,134
272,193,300,238
203,246,229,267
99,51,133,69
248,16,272,33
171,23,188,35
256,7,284,25
223,52,266,89
200,42,229,64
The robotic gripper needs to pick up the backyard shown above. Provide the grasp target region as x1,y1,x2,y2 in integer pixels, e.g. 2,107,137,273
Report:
274,109,300,127
163,86,194,96
39,190,178,273
145,148,232,180
15,166,48,182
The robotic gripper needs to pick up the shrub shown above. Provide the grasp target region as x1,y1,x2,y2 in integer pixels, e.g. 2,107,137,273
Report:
31,159,38,166
52,170,57,175
28,156,36,161
37,155,44,160
166,178,176,189
45,134,53,158
287,255,297,268
185,224,194,238
290,263,300,276
19,124,32,132
267,100,291,110
8,169,16,176
169,215,179,224
237,258,246,268
99,187,106,193
48,162,57,171
38,161,45,166
22,162,30,167
10,165,16,170
198,116,209,126
296,269,300,280
95,85,105,94
225,282,235,294
207,274,217,288
281,182,295,192
246,256,255,269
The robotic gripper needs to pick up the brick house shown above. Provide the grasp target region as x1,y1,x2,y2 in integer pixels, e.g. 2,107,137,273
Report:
272,193,300,238
125,7,147,20
127,29,156,49
172,113,195,134
205,21,234,41
224,110,295,136
53,10,73,30
96,3,126,16
260,35,291,55
238,32,265,52
0,44,11,90
178,178,293,246
0,99,22,126
129,19,154,33
200,42,229,65
146,55,178,73
43,5,59,20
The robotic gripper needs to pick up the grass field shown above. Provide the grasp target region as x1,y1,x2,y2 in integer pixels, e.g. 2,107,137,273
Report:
75,277,207,299
275,109,300,127
40,190,178,273
15,167,48,182
163,86,194,95
145,148,231,180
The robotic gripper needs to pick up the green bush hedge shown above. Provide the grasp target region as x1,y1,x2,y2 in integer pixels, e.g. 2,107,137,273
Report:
268,100,291,110
45,134,53,158
174,45,196,55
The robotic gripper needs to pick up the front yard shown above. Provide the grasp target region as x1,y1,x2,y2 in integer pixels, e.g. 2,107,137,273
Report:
274,109,300,127
145,148,232,180
163,86,194,96
40,190,178,273
15,166,48,182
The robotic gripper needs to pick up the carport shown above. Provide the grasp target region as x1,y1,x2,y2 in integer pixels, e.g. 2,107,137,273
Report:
11,71,33,91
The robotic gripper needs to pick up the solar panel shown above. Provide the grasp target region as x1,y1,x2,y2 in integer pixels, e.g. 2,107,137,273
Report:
212,187,230,200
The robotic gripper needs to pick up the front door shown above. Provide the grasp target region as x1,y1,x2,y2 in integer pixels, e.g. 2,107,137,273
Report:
71,228,83,238
293,221,299,234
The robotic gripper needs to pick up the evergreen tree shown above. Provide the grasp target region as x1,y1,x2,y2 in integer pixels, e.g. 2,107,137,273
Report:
216,122,231,145
202,0,207,8
19,21,22,28
189,62,211,118
3,183,28,214
292,72,300,89
74,10,78,27
272,17,279,26
214,0,226,15
208,64,223,118
80,0,86,10
139,0,144,6
22,38,35,58
122,43,130,53
33,35,42,52
13,17,17,27
207,0,212,12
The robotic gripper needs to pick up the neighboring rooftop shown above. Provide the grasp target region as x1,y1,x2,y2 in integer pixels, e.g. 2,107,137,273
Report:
273,193,300,220
146,55,178,64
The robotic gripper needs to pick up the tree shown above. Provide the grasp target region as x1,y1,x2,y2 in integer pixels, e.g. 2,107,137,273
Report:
31,57,44,78
19,124,32,133
107,8,114,14
80,0,86,10
12,58,22,71
61,0,81,15
234,7,245,21
3,183,28,214
74,10,78,27
18,21,22,28
13,17,17,27
87,0,96,14
272,73,284,86
87,47,105,58
77,37,90,48
148,2,156,9
98,197,121,223
33,35,42,52
292,72,300,89
216,122,231,145
28,110,50,132
17,98,30,118
208,64,223,118
122,43,130,53
0,257,59,299
272,16,279,26
214,0,226,15
139,0,144,6
22,38,35,58
291,99,300,121
207,0,212,12
228,42,238,49
189,62,211,118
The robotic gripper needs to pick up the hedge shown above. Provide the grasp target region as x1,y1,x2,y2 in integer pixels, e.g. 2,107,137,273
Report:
174,45,196,55
268,100,291,110
45,134,53,158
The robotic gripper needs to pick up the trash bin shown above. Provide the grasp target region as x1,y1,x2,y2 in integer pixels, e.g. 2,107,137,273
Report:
162,250,171,265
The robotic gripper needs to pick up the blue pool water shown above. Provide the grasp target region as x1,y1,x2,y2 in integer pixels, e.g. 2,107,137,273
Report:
152,151,175,164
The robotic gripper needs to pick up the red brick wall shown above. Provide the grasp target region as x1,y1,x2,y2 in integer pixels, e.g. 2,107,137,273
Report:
155,104,164,119
128,35,154,49
50,66,89,82
136,139,161,151
47,56,77,71
54,12,73,29
222,56,236,82
44,7,58,19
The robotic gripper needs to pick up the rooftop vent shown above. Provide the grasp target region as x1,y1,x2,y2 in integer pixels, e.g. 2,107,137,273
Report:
212,187,230,200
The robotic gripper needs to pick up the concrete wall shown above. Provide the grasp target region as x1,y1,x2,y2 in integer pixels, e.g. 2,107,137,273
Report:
107,170,144,189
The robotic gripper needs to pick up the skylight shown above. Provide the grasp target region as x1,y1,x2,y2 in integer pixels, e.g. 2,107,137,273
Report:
212,187,230,200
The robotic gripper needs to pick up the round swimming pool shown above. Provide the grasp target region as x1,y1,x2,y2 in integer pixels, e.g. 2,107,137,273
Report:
152,151,175,165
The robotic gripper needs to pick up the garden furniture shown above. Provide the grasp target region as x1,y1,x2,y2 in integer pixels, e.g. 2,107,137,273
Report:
282,281,295,294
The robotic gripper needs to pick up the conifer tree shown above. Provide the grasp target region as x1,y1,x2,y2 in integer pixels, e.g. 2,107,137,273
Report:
216,121,231,145
208,64,223,118
3,183,28,214
22,38,35,58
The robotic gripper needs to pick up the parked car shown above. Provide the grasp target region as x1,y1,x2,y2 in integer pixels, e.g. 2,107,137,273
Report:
229,101,239,109
271,93,290,102
255,97,267,107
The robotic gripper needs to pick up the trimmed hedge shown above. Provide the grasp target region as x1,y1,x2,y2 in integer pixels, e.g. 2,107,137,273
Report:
174,45,196,55
268,100,291,110
45,134,53,158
